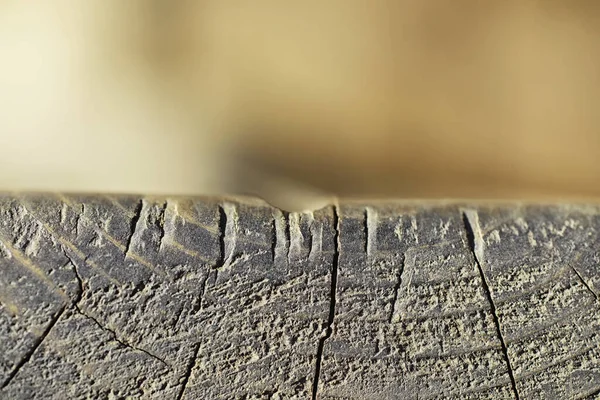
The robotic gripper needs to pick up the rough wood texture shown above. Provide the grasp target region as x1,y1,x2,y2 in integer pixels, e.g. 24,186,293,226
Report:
1,195,599,399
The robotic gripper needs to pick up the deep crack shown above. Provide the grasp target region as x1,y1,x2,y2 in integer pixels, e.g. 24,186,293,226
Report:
271,218,277,262
216,205,227,270
284,211,291,262
158,201,168,251
65,244,169,369
306,213,315,262
176,202,229,397
570,264,598,301
388,253,406,323
1,305,66,389
63,248,84,305
0,247,87,388
176,343,201,400
311,205,339,400
462,210,520,400
64,244,169,368
363,208,369,255
125,199,144,258
75,307,169,368
212,204,229,284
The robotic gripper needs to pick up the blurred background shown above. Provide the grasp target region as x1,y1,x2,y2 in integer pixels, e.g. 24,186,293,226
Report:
1,1,600,211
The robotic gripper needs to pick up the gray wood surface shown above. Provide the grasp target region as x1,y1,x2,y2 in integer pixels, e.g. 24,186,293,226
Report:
0,194,599,399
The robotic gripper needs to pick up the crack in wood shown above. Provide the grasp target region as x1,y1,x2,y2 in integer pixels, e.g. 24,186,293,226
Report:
124,199,144,260
63,247,170,369
463,210,520,400
63,248,84,306
176,343,201,400
176,202,230,397
157,201,168,252
389,253,407,323
311,205,339,400
75,307,169,368
284,211,291,263
271,218,277,262
570,264,598,301
1,305,67,389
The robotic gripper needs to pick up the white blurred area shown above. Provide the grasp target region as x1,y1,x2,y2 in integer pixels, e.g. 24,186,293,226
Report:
0,1,226,197
2,1,600,211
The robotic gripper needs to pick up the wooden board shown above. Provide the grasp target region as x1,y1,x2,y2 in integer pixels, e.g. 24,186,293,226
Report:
1,194,599,399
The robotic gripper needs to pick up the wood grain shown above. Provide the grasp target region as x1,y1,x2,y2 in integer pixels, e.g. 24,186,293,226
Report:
1,195,599,399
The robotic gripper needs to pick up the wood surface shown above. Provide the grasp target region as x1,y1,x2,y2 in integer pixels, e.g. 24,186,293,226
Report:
1,194,599,399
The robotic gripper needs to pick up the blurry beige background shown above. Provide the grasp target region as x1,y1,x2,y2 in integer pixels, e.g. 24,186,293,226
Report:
1,1,600,211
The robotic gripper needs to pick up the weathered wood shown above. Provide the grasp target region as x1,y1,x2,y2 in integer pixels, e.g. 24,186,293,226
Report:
0,195,599,399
